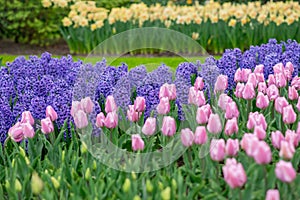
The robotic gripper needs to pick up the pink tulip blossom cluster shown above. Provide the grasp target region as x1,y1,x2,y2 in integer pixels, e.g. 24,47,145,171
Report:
95,96,118,129
8,106,58,142
71,97,94,129
157,83,176,114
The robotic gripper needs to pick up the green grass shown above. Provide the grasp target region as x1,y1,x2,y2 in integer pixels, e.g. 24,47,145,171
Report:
0,54,220,70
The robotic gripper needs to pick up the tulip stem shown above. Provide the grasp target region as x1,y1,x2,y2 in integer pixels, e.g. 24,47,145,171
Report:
247,100,252,117
188,148,193,169
3,137,10,150
263,165,267,192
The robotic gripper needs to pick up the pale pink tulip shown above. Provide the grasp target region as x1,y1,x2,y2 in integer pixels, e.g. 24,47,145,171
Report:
253,141,272,164
234,82,245,98
224,118,239,136
70,101,82,117
210,139,225,162
274,97,289,114
247,73,257,88
214,75,228,93
142,117,156,136
222,158,247,189
105,95,117,113
258,82,267,94
291,76,300,89
268,75,276,87
159,83,176,100
271,131,284,149
279,141,295,160
254,64,264,74
288,86,298,100
275,73,287,88
157,97,170,115
242,83,255,100
8,122,24,142
22,122,35,138
256,92,269,109
265,189,280,200
275,160,296,183
240,133,259,157
196,104,211,124
234,68,242,82
254,125,266,140
104,111,118,129
134,96,146,112
188,87,205,107
282,105,296,124
273,63,285,74
81,97,94,114
46,105,58,121
74,110,88,129
241,68,251,82
96,112,105,128
297,97,300,112
181,128,194,147
225,139,239,156
21,111,34,125
256,73,265,83
194,126,207,145
285,129,299,148
161,116,176,136
285,62,294,74
41,117,54,134
218,93,232,111
194,77,204,90
131,134,144,151
127,105,140,122
247,112,267,130
207,113,222,134
225,101,239,119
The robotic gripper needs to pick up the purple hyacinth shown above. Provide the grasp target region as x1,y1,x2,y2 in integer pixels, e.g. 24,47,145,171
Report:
112,74,132,112
128,65,147,88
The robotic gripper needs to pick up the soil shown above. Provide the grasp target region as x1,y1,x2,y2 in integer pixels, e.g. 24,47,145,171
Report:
0,39,71,55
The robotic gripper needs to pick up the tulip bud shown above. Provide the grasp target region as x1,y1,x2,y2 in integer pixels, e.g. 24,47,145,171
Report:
31,172,44,195
252,141,272,165
207,113,222,134
46,105,58,121
74,110,89,129
127,105,140,122
224,118,239,136
131,134,145,151
15,179,22,192
210,139,225,162
146,179,153,193
194,77,204,90
104,111,118,129
61,150,65,162
161,187,171,200
225,139,239,156
266,84,279,101
266,189,280,200
196,104,211,124
105,95,117,113
85,168,91,180
242,83,255,100
19,146,26,157
96,112,105,128
92,160,97,170
225,101,239,119
122,178,131,193
131,172,137,180
171,179,177,190
214,75,228,93
256,92,269,109
51,177,60,189
133,195,141,200
81,142,88,154
282,105,296,125
142,117,156,136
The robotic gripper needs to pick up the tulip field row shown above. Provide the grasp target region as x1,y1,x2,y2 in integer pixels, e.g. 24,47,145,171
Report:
0,39,300,199
42,0,300,54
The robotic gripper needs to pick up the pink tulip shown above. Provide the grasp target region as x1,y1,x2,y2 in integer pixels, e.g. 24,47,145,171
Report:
240,134,259,157
104,111,118,129
254,125,266,140
194,77,204,90
242,83,255,100
256,92,269,109
271,131,284,149
284,69,292,81
214,75,228,93
224,118,239,135
41,117,54,134
256,73,265,83
46,105,58,121
282,105,296,124
265,189,280,200
234,68,242,82
70,101,82,117
22,123,35,138
161,116,176,136
275,73,287,88
254,64,264,74
210,139,225,162
225,101,239,119
96,112,105,128
196,104,211,124
247,73,257,88
275,160,296,183
142,117,156,136
131,134,145,151
188,87,206,107
127,105,140,122
234,82,245,98
157,97,170,115
74,110,89,129
288,86,298,100
21,111,34,125
297,97,300,112
194,126,207,145
134,96,146,112
285,129,298,148
222,158,247,189
291,76,300,89
273,63,285,74
241,68,251,82
81,97,94,114
286,62,294,73
258,82,267,94
247,112,267,130
218,93,232,111
274,97,289,114
252,141,272,164
268,74,276,87
181,128,194,147
207,113,222,134
279,141,295,160
225,139,239,156
159,83,176,100
105,95,117,113
8,122,24,142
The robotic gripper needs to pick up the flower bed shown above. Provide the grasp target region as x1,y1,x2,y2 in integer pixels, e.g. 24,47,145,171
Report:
1,39,300,199
44,0,300,54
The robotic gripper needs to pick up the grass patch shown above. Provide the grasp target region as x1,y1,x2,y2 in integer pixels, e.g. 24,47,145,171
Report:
0,54,220,70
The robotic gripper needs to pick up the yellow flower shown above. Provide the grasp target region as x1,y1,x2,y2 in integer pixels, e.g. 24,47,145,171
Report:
62,17,72,27
42,0,52,8
68,10,77,19
194,17,202,24
57,0,68,8
241,17,248,26
275,15,284,26
228,19,237,27
192,32,199,40
161,187,171,200
164,20,171,28
90,24,97,31
79,18,89,27
286,16,295,25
